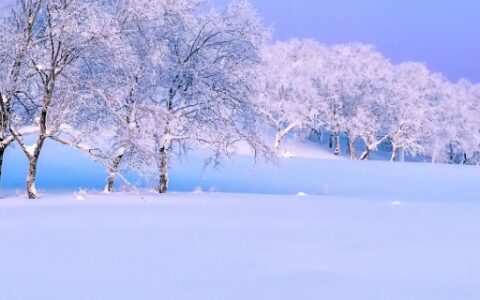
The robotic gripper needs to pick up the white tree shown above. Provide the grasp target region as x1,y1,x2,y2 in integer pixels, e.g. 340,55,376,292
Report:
383,62,442,161
32,0,268,194
79,0,171,193
315,43,392,159
9,0,109,199
0,0,42,184
258,39,327,154
432,80,480,164
148,0,269,193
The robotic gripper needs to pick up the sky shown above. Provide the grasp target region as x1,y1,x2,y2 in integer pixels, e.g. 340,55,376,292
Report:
239,0,480,82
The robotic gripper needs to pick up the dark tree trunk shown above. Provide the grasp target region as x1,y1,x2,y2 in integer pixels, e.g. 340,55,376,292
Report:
158,146,169,194
0,146,5,185
105,153,125,193
360,149,370,161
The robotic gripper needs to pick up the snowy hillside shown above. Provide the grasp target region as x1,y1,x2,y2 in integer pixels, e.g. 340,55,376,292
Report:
2,138,479,202
1,1,479,299
2,139,480,299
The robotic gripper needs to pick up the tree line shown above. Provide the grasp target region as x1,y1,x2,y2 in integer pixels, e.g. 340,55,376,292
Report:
0,0,478,199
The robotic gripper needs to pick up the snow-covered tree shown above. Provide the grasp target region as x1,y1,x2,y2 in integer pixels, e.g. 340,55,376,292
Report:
384,62,445,161
431,80,480,164
258,39,327,154
9,0,109,199
71,0,172,193
315,43,392,159
0,0,46,185
0,0,42,184
148,0,269,193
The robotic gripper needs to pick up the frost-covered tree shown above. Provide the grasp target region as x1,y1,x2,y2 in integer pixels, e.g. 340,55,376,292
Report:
147,0,269,193
315,43,392,159
258,39,327,154
9,0,108,199
0,0,42,184
384,62,445,161
432,80,480,164
69,0,172,193
34,0,268,194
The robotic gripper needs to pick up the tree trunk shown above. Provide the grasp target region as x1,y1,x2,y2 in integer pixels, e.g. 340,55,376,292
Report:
26,155,40,199
360,148,370,160
274,130,282,154
390,145,398,162
346,136,351,156
349,140,356,160
158,146,169,194
334,133,340,156
329,133,333,149
104,153,125,193
449,143,454,162
25,136,46,199
0,146,5,184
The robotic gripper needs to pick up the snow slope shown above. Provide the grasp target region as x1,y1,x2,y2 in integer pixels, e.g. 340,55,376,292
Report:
3,139,480,203
2,140,480,300
1,193,480,300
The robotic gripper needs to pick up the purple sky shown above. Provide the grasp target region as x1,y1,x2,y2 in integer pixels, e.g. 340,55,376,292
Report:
243,0,480,82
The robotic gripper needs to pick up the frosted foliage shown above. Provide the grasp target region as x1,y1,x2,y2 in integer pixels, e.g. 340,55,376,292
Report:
1,0,480,198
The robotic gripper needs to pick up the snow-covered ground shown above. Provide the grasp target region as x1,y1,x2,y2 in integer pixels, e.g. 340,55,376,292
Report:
1,192,480,300
1,141,480,299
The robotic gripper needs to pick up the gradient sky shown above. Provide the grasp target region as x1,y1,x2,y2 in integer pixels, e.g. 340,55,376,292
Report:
238,0,480,82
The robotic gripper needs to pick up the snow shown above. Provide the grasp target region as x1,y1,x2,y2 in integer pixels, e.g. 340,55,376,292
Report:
1,191,480,300
18,125,39,135
280,139,343,159
25,144,37,156
2,139,480,299
282,150,296,158
233,137,341,160
1,1,478,297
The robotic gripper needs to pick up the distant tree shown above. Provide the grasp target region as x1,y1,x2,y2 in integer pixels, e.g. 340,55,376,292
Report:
316,43,392,159
258,39,327,154
383,62,438,161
